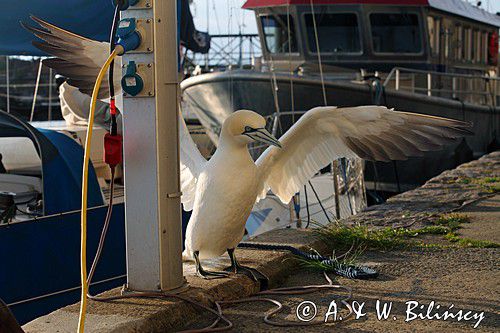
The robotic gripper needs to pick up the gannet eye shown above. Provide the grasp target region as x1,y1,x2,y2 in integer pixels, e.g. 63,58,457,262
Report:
243,126,254,133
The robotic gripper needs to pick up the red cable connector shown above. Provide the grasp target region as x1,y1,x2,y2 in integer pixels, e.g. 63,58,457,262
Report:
109,99,117,116
104,133,123,168
105,98,121,167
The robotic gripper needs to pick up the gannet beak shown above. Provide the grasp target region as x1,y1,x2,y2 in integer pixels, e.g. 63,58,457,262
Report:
244,128,282,148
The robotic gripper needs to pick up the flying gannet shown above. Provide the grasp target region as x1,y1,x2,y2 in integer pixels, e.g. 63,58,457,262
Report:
24,17,473,279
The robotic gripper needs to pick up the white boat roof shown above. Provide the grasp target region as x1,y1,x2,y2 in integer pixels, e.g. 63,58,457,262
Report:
429,0,500,28
243,0,500,28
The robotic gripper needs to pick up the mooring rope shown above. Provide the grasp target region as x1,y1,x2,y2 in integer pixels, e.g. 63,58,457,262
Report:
239,242,378,280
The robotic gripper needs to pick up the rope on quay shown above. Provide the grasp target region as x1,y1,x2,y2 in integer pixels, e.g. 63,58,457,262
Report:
238,242,378,280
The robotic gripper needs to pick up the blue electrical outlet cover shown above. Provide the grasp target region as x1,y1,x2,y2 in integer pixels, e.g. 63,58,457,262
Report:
117,18,137,38
116,18,141,53
121,61,144,96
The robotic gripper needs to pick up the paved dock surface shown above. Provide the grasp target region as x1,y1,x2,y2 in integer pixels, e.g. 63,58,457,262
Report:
460,195,499,244
23,152,499,332
180,195,499,332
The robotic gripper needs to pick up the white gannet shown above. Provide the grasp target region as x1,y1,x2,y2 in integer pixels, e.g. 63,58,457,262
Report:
23,17,473,279
179,106,471,278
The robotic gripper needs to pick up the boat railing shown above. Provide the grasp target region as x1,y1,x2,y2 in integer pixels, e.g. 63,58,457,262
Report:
185,33,261,71
1,56,58,118
383,67,500,107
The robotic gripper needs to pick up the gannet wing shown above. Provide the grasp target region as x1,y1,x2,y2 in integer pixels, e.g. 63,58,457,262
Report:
23,16,205,210
21,16,121,99
256,106,472,203
178,113,207,211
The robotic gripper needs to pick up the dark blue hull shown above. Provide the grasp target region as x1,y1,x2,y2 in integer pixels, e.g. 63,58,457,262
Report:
0,204,193,325
0,204,126,324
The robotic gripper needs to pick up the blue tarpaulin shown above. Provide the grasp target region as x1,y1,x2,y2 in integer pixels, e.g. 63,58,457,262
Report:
0,110,103,215
1,1,115,56
1,0,209,56
38,128,104,214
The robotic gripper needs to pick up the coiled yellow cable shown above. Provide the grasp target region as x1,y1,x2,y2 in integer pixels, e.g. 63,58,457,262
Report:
78,49,119,333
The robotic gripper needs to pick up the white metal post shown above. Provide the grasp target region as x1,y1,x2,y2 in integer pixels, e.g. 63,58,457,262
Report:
332,161,341,220
154,0,185,291
48,68,52,121
121,0,184,292
452,77,457,100
30,60,43,122
395,68,400,91
5,56,10,113
427,73,432,97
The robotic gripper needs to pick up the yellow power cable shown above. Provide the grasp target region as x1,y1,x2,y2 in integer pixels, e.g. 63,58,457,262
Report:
78,49,119,333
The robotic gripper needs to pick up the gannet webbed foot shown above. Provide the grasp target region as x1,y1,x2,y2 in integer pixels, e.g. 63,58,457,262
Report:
225,248,268,290
193,251,229,280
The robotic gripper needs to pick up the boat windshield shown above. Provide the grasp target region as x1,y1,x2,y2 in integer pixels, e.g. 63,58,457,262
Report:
370,13,422,54
261,14,298,54
304,13,361,54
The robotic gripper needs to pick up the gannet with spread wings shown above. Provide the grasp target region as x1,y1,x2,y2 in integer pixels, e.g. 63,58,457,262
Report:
179,107,471,279
24,17,473,280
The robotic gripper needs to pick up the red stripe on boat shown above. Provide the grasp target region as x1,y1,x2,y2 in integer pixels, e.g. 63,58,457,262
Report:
242,0,429,9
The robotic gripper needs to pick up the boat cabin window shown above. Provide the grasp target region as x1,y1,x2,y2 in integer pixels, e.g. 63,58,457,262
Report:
444,28,451,59
452,24,490,65
473,30,479,63
475,30,482,63
261,14,298,54
427,16,440,57
370,13,422,54
477,30,487,64
482,31,489,64
465,27,472,61
456,25,463,60
304,13,361,54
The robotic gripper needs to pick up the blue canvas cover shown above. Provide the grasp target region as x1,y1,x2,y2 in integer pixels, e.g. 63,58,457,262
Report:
1,0,209,56
0,110,103,215
1,1,115,56
37,128,104,215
